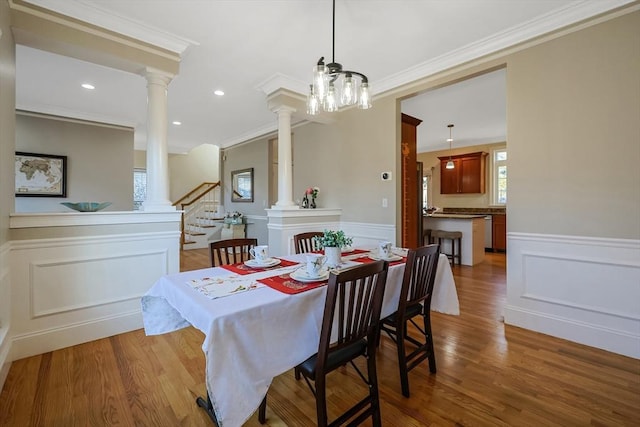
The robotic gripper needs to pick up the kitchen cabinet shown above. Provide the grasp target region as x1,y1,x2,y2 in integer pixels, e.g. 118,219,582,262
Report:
438,151,488,194
492,214,507,251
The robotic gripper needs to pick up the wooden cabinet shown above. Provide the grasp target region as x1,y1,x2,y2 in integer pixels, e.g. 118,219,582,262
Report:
438,151,488,194
492,214,507,251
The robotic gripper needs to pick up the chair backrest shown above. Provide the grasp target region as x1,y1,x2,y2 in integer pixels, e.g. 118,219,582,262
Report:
293,231,323,254
209,238,258,266
316,260,389,371
398,244,440,312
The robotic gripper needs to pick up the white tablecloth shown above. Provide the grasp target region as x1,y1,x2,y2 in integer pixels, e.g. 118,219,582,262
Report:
141,252,458,427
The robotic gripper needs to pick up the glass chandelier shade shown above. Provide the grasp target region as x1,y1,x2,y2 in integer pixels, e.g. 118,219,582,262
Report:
306,0,371,115
446,124,455,169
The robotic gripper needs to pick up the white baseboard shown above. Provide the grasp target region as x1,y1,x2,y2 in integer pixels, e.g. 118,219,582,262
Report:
10,310,143,361
505,232,640,359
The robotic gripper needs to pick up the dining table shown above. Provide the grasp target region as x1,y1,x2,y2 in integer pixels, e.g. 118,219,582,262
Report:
141,248,459,427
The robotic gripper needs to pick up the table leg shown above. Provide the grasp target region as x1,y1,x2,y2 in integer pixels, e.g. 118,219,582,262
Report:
196,392,219,425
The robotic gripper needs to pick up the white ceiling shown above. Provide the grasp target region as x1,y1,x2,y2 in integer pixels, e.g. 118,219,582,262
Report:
15,0,631,154
401,68,506,152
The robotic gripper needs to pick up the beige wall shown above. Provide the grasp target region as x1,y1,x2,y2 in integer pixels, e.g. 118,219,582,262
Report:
292,98,398,225
0,0,15,387
418,141,506,209
507,11,640,238
222,137,270,214
0,0,15,244
15,114,134,212
135,145,221,203
167,144,220,201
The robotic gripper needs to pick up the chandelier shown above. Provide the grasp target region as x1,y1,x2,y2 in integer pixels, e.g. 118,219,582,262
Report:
307,0,371,115
446,124,455,169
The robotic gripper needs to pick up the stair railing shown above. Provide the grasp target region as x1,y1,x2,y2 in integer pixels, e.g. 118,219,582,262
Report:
173,182,222,249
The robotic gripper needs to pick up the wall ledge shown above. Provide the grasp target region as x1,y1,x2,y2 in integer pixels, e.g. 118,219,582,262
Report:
10,211,183,228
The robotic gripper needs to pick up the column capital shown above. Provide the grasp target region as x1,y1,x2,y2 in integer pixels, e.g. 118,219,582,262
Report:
144,67,174,86
271,105,297,115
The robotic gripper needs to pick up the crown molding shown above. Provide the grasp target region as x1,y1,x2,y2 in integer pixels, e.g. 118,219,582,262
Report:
21,0,198,55
255,73,308,97
16,102,139,129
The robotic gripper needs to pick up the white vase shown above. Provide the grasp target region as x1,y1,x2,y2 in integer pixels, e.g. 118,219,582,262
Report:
324,246,341,268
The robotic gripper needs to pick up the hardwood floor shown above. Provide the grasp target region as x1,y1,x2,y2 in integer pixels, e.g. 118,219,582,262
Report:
1,250,639,426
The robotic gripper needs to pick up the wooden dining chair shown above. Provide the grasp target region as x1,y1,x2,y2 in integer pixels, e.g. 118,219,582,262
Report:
259,260,389,427
208,238,257,266
293,231,323,254
379,244,440,397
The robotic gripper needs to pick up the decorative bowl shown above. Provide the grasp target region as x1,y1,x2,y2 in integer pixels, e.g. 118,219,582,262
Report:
61,202,112,212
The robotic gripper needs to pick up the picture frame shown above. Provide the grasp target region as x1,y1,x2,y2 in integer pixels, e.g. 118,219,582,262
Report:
231,168,254,202
15,152,67,197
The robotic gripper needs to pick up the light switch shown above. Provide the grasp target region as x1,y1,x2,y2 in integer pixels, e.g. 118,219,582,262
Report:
382,198,388,208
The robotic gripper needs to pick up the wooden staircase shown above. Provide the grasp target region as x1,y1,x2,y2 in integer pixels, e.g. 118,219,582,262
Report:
173,182,223,250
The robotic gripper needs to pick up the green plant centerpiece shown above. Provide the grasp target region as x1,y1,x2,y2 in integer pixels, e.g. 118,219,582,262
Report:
314,230,353,268
314,229,353,248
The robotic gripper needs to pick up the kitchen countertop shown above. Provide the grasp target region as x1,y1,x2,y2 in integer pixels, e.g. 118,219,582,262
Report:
425,214,487,219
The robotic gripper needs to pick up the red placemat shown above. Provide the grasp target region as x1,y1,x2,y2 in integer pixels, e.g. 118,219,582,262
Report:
258,273,328,294
351,256,406,267
220,258,299,275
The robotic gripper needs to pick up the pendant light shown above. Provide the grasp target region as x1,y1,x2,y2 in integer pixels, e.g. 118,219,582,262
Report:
307,0,371,114
445,124,455,169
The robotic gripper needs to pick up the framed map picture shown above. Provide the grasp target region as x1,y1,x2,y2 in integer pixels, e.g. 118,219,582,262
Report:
15,152,67,197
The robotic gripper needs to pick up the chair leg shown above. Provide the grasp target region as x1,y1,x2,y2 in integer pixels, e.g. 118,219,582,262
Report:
294,366,301,380
258,395,267,424
424,313,437,373
315,376,328,427
396,319,411,398
367,351,382,427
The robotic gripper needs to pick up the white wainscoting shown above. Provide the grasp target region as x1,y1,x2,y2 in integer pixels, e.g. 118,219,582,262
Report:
10,231,180,360
340,222,397,249
0,241,11,390
505,232,640,359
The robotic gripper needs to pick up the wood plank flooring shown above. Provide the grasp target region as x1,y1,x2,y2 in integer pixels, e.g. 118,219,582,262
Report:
1,250,639,426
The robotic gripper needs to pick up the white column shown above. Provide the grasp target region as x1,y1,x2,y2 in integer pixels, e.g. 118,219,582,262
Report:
272,105,297,209
142,68,175,212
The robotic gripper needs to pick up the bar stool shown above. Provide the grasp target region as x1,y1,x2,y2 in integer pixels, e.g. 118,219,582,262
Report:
423,228,432,245
431,229,462,265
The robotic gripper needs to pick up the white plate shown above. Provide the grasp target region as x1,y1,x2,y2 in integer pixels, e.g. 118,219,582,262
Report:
341,246,354,253
290,268,330,283
368,254,403,262
244,258,281,268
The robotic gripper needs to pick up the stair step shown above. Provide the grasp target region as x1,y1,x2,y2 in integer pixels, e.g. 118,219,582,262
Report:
186,232,206,236
187,224,217,229
183,240,196,245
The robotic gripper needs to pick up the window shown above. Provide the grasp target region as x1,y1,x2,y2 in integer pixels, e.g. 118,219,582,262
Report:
422,176,429,210
493,148,507,205
133,168,147,210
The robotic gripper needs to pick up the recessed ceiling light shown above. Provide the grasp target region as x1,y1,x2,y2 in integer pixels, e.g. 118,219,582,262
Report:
172,121,182,125
81,83,95,90
214,90,225,96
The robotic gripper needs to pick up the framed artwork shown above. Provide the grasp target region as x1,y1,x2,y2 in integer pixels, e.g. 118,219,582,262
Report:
15,152,67,197
231,168,254,202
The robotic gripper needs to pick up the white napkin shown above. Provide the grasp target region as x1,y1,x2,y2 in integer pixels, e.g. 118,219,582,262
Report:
187,276,263,299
